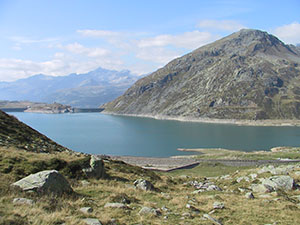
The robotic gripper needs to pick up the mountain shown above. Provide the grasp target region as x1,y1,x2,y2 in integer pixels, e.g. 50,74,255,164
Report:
0,67,139,108
102,29,300,120
0,110,69,152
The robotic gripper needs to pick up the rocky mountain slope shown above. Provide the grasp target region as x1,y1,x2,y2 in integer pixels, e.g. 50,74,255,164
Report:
103,29,300,120
0,67,139,108
0,110,69,152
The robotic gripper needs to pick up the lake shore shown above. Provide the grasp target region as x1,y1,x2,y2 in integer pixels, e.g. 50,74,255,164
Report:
101,112,300,127
110,155,300,172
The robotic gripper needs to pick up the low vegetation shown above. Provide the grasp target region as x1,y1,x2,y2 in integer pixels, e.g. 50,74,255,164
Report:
180,146,300,160
1,146,300,225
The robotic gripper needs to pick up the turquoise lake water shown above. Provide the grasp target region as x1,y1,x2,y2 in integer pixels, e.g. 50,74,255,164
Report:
10,112,300,157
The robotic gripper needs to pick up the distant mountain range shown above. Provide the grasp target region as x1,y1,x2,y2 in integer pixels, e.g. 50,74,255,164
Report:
103,29,300,120
0,67,139,108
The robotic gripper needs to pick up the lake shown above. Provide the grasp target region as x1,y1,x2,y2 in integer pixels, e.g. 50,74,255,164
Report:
9,112,300,157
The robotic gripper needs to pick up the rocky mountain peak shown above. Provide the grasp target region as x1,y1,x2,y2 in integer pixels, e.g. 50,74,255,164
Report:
193,29,295,58
103,29,300,120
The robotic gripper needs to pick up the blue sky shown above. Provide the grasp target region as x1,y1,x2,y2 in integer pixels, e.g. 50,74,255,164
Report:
0,0,299,81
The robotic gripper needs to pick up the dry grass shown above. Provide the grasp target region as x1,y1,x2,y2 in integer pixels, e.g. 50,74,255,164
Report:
179,147,300,160
1,147,300,224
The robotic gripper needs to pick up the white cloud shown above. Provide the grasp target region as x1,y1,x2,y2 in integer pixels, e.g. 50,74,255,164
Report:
197,19,246,31
63,42,109,57
273,22,300,44
10,36,59,44
77,29,121,38
136,47,181,64
137,31,218,49
0,50,124,82
0,28,222,81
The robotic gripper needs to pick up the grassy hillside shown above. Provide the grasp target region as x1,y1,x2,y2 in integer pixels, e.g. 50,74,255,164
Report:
0,110,69,153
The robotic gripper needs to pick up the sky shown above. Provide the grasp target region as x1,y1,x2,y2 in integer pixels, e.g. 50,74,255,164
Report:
0,0,299,82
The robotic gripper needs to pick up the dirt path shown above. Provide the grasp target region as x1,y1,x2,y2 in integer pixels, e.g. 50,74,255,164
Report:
110,156,300,171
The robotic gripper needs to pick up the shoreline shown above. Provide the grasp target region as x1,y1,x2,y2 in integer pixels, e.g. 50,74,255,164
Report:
109,155,300,172
101,111,300,127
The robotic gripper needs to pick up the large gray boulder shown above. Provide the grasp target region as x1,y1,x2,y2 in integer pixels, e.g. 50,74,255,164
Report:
262,175,295,191
134,179,155,191
11,170,73,195
82,155,106,179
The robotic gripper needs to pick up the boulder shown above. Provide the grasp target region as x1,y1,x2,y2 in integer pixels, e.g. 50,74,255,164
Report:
245,192,255,199
251,184,274,193
11,170,73,195
83,218,102,225
82,155,106,179
262,176,295,191
134,179,155,191
80,207,93,214
139,206,161,216
259,165,290,175
213,202,225,209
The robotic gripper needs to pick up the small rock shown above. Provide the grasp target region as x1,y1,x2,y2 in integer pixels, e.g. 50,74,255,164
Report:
139,207,161,216
207,185,222,191
213,202,225,209
134,179,155,191
104,203,127,209
219,175,231,180
249,173,258,180
80,207,93,214
236,176,250,183
238,187,247,193
161,206,170,212
245,192,255,199
203,214,223,225
13,198,34,205
181,212,191,218
186,204,200,214
83,218,102,225
81,180,91,186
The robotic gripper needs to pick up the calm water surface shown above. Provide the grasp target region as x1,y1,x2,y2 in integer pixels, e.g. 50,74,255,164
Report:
10,112,300,157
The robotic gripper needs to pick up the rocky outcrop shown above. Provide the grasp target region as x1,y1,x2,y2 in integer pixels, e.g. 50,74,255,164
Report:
133,179,155,191
82,155,106,179
11,170,73,195
0,110,70,153
103,29,300,120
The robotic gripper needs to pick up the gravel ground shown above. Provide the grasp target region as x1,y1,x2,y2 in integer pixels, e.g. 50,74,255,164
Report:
109,156,300,171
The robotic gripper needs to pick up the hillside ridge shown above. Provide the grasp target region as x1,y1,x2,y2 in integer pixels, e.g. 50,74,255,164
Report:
103,29,300,120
